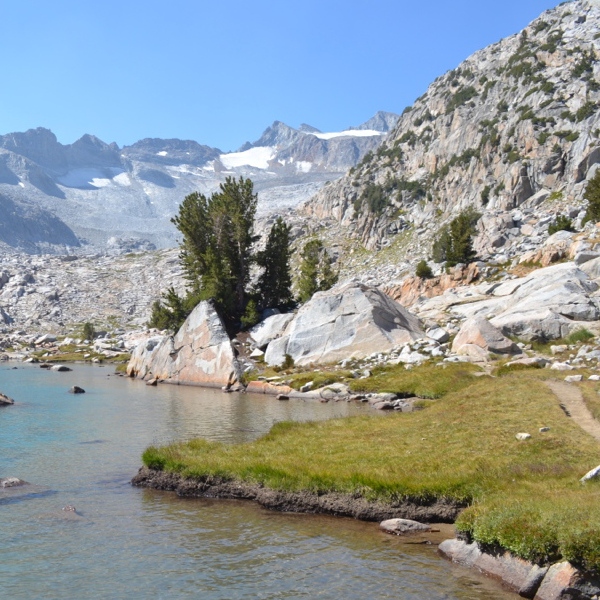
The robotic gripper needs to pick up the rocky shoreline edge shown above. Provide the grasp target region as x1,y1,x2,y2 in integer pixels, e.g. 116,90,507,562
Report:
132,467,600,600
131,466,464,522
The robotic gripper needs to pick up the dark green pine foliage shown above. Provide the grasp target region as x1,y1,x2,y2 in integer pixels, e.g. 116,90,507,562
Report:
297,239,338,303
148,286,190,331
257,217,294,309
149,177,258,331
432,208,480,267
583,169,600,225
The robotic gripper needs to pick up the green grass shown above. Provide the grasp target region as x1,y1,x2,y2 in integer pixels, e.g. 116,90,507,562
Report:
493,362,543,377
348,361,482,398
285,370,353,391
143,372,600,571
508,328,595,354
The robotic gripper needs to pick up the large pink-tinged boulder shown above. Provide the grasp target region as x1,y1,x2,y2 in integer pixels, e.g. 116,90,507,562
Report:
127,301,240,387
451,316,520,356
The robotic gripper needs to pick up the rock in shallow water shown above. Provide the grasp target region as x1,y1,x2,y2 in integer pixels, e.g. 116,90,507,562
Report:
0,392,15,405
380,518,432,534
0,477,27,488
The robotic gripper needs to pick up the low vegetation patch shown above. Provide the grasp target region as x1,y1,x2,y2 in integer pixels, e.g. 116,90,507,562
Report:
285,370,353,391
143,373,600,571
348,361,481,398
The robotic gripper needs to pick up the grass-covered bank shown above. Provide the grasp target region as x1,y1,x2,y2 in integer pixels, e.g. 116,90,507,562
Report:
142,367,600,572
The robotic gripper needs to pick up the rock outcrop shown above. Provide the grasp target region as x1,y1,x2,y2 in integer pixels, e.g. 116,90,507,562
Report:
263,282,424,366
440,262,600,341
439,539,600,600
451,317,520,357
127,301,241,388
300,0,600,258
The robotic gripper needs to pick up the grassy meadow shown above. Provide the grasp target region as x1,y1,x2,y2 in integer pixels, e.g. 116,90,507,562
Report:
143,363,600,572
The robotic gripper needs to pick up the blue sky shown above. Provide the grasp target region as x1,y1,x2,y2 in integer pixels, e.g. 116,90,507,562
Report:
0,0,560,151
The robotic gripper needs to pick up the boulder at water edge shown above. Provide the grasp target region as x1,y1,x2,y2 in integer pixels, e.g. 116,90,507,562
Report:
0,392,14,405
127,301,241,387
264,282,424,366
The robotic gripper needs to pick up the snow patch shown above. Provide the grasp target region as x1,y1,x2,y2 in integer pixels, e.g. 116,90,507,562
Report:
296,161,312,173
220,146,276,169
57,168,128,189
18,182,24,188
113,172,131,186
156,151,168,156
311,129,384,140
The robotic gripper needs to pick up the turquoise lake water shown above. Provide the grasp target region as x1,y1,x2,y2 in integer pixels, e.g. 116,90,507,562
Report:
0,363,514,599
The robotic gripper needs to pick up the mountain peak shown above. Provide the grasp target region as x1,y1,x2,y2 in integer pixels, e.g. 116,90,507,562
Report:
298,123,322,134
349,111,400,132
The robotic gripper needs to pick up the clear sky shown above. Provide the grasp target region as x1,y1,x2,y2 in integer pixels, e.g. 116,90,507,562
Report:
0,0,561,152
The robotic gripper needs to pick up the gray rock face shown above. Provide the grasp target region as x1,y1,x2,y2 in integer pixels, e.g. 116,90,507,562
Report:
452,317,520,356
249,313,295,349
451,263,600,341
264,283,424,366
301,0,600,253
127,301,241,387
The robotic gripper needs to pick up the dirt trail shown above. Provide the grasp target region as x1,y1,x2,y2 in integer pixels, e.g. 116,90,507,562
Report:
545,380,600,443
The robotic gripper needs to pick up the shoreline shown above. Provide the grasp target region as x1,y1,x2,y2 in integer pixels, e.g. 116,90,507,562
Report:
131,466,464,522
132,466,600,600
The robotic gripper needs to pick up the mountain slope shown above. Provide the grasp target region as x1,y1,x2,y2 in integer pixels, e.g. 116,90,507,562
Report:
302,0,600,253
0,113,398,253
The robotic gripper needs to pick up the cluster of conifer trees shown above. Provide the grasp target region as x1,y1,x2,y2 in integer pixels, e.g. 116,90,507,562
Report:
149,177,337,332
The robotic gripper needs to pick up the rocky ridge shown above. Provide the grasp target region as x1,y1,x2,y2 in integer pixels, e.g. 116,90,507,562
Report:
301,0,600,260
0,112,398,253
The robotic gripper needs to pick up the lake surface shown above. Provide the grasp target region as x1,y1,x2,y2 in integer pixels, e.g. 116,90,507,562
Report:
0,363,514,600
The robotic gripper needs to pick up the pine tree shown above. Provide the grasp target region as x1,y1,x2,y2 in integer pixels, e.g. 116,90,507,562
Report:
297,240,322,303
148,286,188,331
257,217,293,309
297,239,338,303
150,177,259,331
171,176,257,321
431,207,480,267
584,169,600,224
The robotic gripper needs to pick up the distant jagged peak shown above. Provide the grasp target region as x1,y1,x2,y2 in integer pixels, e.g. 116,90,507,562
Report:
0,126,60,150
121,137,221,167
247,121,301,149
298,123,322,133
349,111,400,132
70,133,116,151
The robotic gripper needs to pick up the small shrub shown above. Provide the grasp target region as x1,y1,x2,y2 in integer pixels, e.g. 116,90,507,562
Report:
576,101,598,122
415,260,434,279
82,322,95,341
548,214,574,235
537,131,551,145
481,185,491,206
446,86,478,114
565,328,594,345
